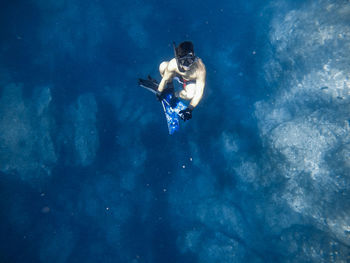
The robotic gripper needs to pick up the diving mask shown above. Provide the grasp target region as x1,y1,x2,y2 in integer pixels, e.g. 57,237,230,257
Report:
178,53,196,68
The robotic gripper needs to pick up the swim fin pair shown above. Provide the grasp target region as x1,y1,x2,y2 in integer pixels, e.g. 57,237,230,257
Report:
138,75,159,93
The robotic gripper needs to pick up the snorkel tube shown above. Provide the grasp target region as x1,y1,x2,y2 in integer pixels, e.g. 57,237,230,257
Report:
173,41,185,72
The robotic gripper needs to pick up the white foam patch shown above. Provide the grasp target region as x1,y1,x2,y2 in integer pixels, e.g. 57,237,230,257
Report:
198,232,246,263
0,84,57,181
178,229,248,262
222,131,239,153
254,0,350,248
270,118,341,178
233,161,258,185
197,199,248,239
177,229,203,254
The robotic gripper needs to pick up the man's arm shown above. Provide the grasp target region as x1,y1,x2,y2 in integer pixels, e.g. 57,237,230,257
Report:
189,70,206,109
157,60,177,93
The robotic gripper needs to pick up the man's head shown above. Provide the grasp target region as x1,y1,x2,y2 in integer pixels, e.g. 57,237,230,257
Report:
177,41,194,57
174,41,196,71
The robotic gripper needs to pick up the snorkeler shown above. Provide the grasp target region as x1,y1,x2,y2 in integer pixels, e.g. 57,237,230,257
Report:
156,41,206,121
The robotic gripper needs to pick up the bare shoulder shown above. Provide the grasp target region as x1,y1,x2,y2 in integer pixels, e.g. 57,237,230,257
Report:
196,58,206,78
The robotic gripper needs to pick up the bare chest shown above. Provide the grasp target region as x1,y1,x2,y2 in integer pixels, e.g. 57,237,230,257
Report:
175,69,197,81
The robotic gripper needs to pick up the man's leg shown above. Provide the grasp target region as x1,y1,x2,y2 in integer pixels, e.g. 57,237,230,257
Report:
176,83,195,100
176,89,192,100
159,61,179,107
159,61,168,77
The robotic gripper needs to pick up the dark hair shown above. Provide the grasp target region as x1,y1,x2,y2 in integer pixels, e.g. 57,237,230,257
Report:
177,41,194,57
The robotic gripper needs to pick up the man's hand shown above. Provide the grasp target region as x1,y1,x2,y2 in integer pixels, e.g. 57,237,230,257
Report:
156,89,168,101
179,107,193,121
157,83,175,102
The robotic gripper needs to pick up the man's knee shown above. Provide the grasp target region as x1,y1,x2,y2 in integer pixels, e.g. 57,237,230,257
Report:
159,61,168,77
178,90,193,100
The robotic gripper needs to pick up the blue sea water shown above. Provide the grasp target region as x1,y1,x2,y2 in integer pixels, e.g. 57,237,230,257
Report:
0,0,350,262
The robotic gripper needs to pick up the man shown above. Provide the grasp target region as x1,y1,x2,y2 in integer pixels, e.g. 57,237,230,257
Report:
157,41,206,121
